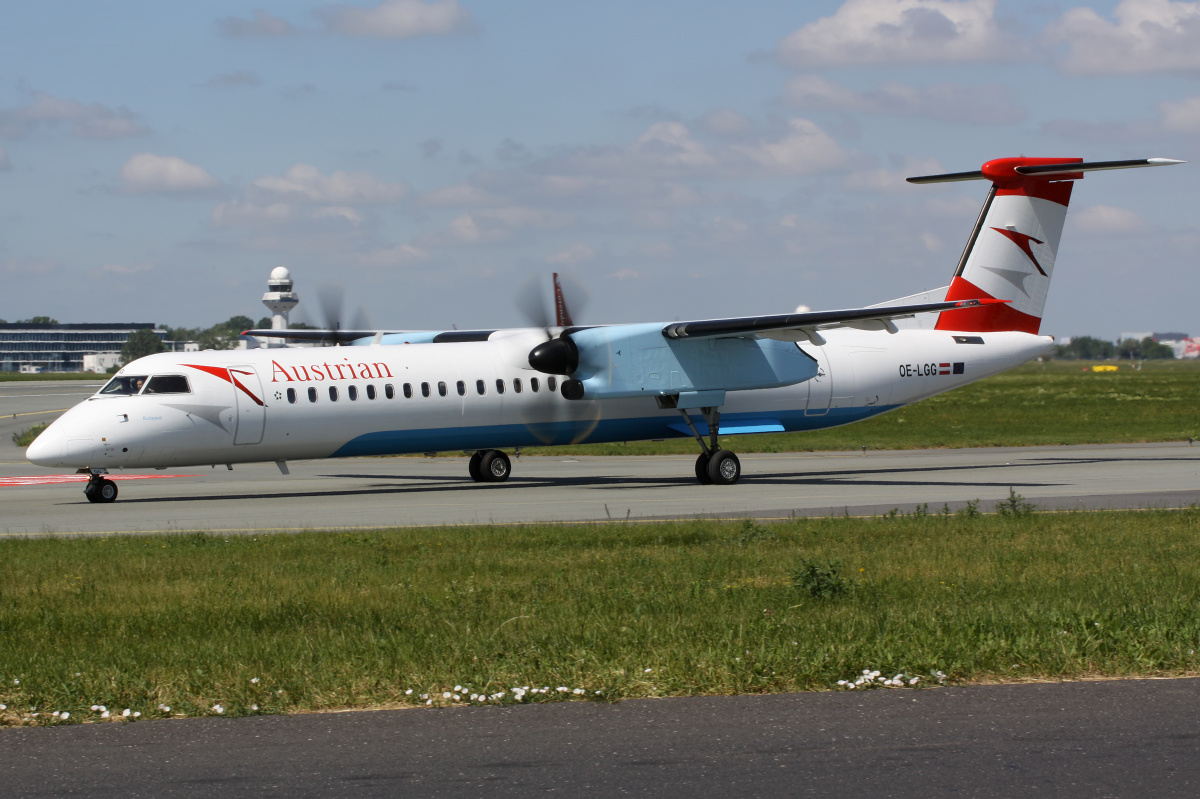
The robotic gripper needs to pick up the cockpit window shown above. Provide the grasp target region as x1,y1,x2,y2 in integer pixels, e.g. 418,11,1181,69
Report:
143,375,191,394
99,375,149,396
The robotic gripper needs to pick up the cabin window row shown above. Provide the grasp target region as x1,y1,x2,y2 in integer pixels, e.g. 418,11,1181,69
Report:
285,376,559,404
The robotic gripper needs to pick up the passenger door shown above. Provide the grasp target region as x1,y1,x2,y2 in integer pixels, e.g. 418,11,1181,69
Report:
229,365,265,445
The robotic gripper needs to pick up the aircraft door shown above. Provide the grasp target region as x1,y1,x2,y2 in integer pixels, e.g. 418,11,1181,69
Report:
229,365,266,445
802,346,832,416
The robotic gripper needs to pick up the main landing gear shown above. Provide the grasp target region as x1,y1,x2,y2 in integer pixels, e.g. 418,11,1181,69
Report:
82,470,118,503
468,449,511,483
679,407,741,486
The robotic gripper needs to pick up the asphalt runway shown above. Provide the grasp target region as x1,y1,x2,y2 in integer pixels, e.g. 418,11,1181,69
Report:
4,678,1198,798
3,379,1200,535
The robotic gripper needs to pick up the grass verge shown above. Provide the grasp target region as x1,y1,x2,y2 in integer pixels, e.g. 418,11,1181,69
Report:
3,508,1197,725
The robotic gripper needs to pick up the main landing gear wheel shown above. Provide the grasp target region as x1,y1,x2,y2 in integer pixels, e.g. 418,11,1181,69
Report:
468,451,485,482
706,450,740,486
694,452,713,485
472,450,511,483
84,477,118,503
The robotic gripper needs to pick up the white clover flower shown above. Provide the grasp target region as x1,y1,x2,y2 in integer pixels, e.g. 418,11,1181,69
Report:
454,685,463,692
251,705,258,711
909,677,919,685
52,711,60,717
0,704,6,711
122,709,131,717
837,680,847,686
132,712,141,718
405,689,413,695
62,712,71,719
573,688,584,695
644,669,652,673
13,679,18,685
470,694,479,701
100,711,110,718
426,699,432,706
443,692,452,699
212,705,224,714
90,705,99,711
98,705,106,712
251,678,260,684
420,694,429,700
557,687,568,693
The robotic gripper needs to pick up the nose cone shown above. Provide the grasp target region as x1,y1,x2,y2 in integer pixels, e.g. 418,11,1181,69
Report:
25,423,62,466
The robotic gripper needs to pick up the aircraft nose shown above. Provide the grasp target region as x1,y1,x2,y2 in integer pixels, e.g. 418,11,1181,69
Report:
25,422,63,466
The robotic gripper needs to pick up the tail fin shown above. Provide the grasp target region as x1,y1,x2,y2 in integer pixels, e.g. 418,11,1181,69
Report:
909,157,1183,334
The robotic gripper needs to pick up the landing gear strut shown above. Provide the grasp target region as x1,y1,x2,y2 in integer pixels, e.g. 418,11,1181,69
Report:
468,450,511,483
679,407,740,486
82,470,118,503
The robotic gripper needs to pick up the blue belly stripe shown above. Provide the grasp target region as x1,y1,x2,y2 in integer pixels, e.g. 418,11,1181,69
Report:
328,405,900,458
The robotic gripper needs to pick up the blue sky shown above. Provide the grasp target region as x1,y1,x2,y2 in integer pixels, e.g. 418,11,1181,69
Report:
1,0,1196,339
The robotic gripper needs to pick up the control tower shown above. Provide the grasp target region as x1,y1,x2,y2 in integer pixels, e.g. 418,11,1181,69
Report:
261,266,300,332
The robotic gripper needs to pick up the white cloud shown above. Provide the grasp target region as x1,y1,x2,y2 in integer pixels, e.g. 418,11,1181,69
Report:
358,243,431,267
699,109,754,138
1160,96,1200,133
0,92,147,139
211,200,295,228
1071,204,1150,234
0,144,9,171
1046,0,1200,74
776,0,1023,67
217,11,294,37
546,243,595,266
421,184,498,206
844,157,944,193
119,154,220,194
782,75,1026,125
250,164,406,204
734,118,853,175
320,0,471,39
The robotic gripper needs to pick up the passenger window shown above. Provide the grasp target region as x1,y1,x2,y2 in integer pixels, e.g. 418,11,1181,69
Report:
403,383,413,399
348,385,358,401
495,379,505,395
329,386,339,402
531,377,540,393
287,388,297,404
513,378,522,394
421,382,430,398
366,384,377,400
476,379,485,396
143,375,191,394
99,375,149,396
548,376,557,392
456,380,465,396
384,384,395,400
308,387,318,403
438,381,447,397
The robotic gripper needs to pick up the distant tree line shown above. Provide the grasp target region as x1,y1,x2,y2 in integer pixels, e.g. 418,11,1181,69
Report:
1055,335,1176,360
118,315,317,367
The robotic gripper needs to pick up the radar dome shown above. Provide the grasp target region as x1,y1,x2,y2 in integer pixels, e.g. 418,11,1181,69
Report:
269,266,291,281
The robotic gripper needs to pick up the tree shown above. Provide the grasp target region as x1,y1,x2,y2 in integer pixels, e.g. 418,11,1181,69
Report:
1117,336,1175,360
1054,336,1115,360
17,316,58,325
120,329,166,365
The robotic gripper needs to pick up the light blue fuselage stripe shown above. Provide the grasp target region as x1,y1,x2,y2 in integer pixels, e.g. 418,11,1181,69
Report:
329,405,900,457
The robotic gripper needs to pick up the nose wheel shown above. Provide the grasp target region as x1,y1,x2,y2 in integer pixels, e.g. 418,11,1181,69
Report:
679,407,741,486
83,473,118,503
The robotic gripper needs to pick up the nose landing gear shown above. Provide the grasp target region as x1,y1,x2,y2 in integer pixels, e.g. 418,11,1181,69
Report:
679,407,741,486
82,470,118,503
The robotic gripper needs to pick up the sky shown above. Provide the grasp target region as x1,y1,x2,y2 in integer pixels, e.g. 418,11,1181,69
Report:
0,0,1197,340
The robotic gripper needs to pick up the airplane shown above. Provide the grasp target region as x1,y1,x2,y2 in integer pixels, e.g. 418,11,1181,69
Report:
26,156,1183,503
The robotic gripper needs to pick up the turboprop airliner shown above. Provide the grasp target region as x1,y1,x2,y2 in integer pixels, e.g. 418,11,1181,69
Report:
27,156,1183,503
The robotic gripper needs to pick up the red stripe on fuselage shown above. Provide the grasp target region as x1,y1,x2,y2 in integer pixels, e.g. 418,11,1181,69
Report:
934,277,1042,334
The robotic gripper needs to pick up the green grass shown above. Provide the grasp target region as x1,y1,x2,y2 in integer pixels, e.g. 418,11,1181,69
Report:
520,360,1200,455
0,372,104,382
11,423,48,447
3,509,1198,725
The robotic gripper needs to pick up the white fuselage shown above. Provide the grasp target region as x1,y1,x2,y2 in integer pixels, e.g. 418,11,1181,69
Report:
27,327,1052,471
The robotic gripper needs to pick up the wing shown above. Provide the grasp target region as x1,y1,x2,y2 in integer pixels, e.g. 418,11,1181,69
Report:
660,298,1007,344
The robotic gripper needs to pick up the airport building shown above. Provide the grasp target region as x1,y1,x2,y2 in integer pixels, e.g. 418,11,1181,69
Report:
0,323,172,373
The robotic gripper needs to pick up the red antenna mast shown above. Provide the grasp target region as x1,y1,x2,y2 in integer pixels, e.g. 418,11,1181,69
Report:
552,272,574,327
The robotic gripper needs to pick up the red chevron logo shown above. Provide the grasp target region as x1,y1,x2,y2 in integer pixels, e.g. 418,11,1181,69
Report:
991,227,1047,276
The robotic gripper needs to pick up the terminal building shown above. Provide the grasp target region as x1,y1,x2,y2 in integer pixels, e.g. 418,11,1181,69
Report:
0,323,171,373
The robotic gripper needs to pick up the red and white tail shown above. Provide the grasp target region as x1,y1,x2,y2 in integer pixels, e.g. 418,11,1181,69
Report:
909,157,1182,334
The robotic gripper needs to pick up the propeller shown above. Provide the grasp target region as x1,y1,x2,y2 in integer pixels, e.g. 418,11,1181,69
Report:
314,283,374,346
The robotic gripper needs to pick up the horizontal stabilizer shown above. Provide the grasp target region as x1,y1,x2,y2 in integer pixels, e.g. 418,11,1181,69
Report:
661,298,1007,341
908,157,1184,184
